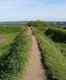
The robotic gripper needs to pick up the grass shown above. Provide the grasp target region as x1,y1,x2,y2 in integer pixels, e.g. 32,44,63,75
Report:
0,26,22,55
0,32,20,57
33,27,66,80
0,27,32,80
0,22,66,80
0,25,22,33
55,43,66,56
44,27,66,57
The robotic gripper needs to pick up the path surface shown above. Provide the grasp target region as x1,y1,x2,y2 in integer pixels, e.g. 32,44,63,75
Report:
23,27,46,80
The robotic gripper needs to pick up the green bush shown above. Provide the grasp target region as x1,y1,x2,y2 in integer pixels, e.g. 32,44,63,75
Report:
45,28,66,43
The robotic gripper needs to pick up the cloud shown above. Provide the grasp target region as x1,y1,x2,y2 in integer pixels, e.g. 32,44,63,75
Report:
0,0,66,21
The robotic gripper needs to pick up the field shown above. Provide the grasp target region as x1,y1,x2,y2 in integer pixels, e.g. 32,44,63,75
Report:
0,21,66,80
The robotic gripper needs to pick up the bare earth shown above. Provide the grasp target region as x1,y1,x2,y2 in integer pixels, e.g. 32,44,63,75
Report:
23,27,46,80
0,35,7,44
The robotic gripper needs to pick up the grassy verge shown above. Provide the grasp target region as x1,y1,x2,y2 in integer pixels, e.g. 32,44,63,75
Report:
0,28,32,80
33,28,66,80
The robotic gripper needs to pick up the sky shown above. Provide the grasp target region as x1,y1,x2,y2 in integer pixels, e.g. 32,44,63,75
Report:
0,0,66,21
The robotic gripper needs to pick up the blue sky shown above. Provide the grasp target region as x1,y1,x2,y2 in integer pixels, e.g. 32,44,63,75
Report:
0,0,66,21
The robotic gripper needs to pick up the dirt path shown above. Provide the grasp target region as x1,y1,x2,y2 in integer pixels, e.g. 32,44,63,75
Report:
18,27,46,80
23,27,46,80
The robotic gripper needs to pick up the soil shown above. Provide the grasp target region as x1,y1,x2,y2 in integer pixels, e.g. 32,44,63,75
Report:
0,35,7,44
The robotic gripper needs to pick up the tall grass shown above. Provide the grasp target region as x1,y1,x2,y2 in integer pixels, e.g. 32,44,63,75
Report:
44,27,66,57
33,28,66,80
0,28,32,80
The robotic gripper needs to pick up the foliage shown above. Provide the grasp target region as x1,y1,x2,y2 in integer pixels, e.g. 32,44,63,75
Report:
45,28,66,43
0,26,22,33
33,27,66,80
0,28,32,80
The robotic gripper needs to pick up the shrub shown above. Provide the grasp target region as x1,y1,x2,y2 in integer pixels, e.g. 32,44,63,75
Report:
45,28,66,43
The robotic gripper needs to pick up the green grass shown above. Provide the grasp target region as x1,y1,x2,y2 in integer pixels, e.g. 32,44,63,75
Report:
0,25,22,33
44,27,66,58
33,27,66,80
0,27,32,80
0,33,19,57
0,26,22,56
55,43,66,56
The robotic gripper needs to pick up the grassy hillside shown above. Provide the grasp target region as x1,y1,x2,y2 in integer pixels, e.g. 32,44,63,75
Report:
0,26,32,80
32,22,66,80
0,26,21,57
0,21,66,80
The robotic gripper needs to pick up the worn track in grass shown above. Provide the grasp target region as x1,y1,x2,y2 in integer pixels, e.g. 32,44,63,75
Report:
19,27,46,80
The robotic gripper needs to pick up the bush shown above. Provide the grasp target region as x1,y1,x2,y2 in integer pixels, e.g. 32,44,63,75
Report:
45,28,66,43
